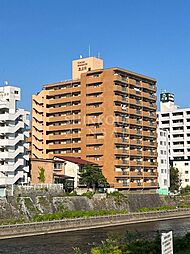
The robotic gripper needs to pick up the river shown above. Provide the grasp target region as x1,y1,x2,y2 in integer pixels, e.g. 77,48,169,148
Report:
0,217,190,254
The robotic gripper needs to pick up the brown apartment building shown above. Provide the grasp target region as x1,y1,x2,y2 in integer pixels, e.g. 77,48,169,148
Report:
31,57,158,190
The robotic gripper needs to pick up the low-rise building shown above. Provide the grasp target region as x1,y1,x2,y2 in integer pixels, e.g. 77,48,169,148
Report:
30,156,96,190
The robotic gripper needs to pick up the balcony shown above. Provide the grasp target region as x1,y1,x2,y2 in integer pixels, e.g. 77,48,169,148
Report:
130,150,142,156
115,127,128,134
86,85,103,94
114,137,129,144
130,139,142,146
130,182,143,188
143,151,157,157
130,160,142,167
142,82,156,92
86,127,104,135
47,86,80,96
115,116,128,124
86,138,104,145
114,95,128,103
48,96,81,105
143,101,156,110
115,159,129,166
115,148,129,155
47,104,80,114
143,171,157,177
143,182,158,188
86,148,103,156
86,96,103,104
115,171,129,177
129,171,143,177
48,114,81,123
86,75,103,84
129,88,141,97
114,85,128,93
143,131,156,137
114,105,128,113
86,106,103,114
48,142,80,150
113,74,128,84
130,129,142,136
47,124,81,132
143,161,157,167
129,119,142,126
129,108,142,116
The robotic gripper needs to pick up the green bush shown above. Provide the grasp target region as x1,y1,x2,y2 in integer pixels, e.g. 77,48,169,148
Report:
138,205,177,212
32,209,128,222
82,191,94,199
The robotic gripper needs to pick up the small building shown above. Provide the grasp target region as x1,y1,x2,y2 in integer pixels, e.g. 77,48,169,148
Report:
30,156,96,191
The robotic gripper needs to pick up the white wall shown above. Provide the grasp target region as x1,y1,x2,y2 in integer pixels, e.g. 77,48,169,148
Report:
157,128,170,191
173,160,190,188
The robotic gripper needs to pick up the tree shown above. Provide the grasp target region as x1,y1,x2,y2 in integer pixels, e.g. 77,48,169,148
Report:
170,166,181,193
180,185,190,195
38,167,45,183
79,164,108,191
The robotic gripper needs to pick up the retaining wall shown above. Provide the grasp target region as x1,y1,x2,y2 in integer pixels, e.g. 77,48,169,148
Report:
0,208,190,239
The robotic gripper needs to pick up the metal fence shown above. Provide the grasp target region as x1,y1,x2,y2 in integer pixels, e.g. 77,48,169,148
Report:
0,208,190,238
17,184,64,190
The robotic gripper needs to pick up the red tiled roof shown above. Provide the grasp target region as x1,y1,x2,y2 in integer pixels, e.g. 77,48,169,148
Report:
53,156,97,165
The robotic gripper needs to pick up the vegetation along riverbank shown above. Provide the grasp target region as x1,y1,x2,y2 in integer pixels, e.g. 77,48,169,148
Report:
74,232,190,254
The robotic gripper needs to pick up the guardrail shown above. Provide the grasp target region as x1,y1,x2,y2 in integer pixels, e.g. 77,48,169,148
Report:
0,208,190,239
17,184,64,190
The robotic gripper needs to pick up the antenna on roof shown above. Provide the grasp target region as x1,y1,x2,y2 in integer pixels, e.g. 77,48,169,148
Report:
88,44,91,57
79,55,83,59
97,52,100,58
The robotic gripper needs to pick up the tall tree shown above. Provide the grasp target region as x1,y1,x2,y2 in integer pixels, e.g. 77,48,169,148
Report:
80,164,108,191
170,166,181,192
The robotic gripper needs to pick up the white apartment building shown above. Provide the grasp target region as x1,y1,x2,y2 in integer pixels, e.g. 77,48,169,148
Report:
0,86,30,187
157,128,170,194
157,92,190,188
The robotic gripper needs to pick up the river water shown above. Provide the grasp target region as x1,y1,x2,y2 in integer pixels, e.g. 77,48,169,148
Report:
0,218,190,254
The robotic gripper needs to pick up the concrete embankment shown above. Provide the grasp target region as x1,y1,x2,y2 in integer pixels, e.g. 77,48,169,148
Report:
0,208,190,240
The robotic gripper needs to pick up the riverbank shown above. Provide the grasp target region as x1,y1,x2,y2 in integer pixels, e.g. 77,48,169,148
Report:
0,208,190,240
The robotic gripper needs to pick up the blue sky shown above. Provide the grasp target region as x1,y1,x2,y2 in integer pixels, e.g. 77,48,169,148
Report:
0,0,190,111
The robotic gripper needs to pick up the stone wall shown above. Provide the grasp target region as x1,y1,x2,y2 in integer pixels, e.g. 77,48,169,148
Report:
0,190,189,222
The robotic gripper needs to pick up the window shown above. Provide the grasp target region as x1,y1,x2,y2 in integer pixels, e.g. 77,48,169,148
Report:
54,163,63,170
14,90,19,94
185,163,189,166
185,179,189,182
185,171,189,174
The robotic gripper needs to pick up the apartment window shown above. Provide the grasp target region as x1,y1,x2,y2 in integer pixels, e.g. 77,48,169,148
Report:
54,163,63,170
164,179,167,186
185,163,189,166
161,169,164,173
185,171,189,174
185,179,189,182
